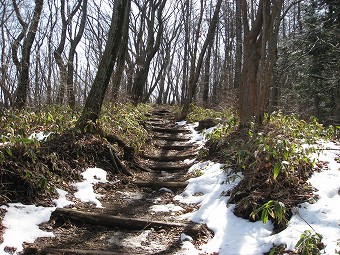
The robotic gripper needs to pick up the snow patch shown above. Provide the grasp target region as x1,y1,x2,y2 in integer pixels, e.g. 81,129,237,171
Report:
181,233,193,242
0,168,111,254
159,187,173,193
0,204,55,254
176,120,187,126
149,204,184,212
53,188,74,208
175,141,340,254
28,131,51,141
74,167,108,208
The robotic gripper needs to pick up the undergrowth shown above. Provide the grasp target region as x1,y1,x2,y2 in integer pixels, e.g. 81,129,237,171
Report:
194,108,338,231
0,105,80,142
186,104,236,123
0,103,151,204
98,103,152,151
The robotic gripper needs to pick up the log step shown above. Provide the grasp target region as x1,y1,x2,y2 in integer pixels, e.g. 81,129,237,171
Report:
151,113,174,118
37,248,139,255
147,162,192,171
151,127,191,134
153,134,191,142
133,181,188,189
147,117,164,122
158,144,196,151
153,109,171,114
147,121,166,127
51,208,186,230
142,153,196,162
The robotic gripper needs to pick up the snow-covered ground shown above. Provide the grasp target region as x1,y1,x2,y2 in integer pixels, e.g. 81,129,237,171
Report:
0,168,106,254
0,128,339,254
175,121,340,254
175,149,340,255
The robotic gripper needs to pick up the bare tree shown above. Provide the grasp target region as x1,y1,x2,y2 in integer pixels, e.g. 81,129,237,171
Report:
77,0,130,128
239,0,283,126
54,0,87,108
12,0,44,110
130,0,166,104
0,2,13,108
180,0,222,118
66,0,88,109
234,0,242,89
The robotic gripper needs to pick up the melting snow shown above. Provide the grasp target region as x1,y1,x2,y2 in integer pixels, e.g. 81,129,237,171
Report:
0,204,55,254
28,131,51,141
159,187,173,193
73,167,108,208
53,188,74,208
1,122,339,255
0,167,109,254
176,141,340,254
150,204,184,212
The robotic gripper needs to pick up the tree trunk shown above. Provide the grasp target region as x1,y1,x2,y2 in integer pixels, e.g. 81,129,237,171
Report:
181,0,222,119
203,40,213,107
0,5,12,108
180,0,191,104
54,0,69,104
54,0,82,105
77,0,130,129
234,0,242,89
13,0,44,110
256,0,282,122
67,0,88,109
131,0,166,104
110,3,129,102
239,0,283,126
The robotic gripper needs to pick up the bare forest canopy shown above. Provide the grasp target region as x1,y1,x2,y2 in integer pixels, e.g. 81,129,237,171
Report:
0,0,339,125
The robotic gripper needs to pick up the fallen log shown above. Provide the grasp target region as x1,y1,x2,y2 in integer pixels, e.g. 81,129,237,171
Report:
51,208,186,230
36,248,142,255
133,181,188,189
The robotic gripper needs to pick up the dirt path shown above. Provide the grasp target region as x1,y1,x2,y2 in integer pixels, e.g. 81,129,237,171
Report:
27,107,211,255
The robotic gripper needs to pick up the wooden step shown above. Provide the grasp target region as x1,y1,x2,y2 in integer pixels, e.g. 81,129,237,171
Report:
151,127,191,134
51,208,186,230
152,109,171,114
158,144,197,150
133,181,188,189
147,162,192,171
38,248,139,255
146,121,167,127
153,140,196,146
142,151,196,162
153,134,191,142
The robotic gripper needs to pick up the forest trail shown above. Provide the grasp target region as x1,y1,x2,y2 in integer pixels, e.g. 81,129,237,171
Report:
28,107,211,255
